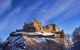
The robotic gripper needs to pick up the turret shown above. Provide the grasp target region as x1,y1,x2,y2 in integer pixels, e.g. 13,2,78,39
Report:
55,25,60,32
60,30,65,38
48,24,55,33
33,20,42,32
23,22,35,32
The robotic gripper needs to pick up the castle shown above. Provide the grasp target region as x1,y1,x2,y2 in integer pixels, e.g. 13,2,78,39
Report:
5,20,71,50
10,19,66,40
23,20,60,33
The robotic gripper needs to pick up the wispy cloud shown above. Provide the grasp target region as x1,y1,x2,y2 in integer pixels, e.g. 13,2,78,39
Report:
0,0,11,14
42,0,76,21
61,1,80,21
0,6,21,34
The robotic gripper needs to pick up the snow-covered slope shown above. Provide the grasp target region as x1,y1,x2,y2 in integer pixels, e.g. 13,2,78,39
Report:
3,32,72,50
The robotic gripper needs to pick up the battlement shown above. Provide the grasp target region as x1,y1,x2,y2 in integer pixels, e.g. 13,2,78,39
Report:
12,20,66,39
22,20,60,33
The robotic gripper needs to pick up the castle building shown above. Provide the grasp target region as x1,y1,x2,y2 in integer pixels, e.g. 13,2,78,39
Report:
33,20,42,32
22,20,60,33
5,19,72,50
11,19,65,40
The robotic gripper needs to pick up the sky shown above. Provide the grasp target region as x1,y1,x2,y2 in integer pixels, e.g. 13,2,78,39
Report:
0,0,80,41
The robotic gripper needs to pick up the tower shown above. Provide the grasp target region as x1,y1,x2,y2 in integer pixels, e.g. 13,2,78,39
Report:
48,24,55,33
33,20,42,32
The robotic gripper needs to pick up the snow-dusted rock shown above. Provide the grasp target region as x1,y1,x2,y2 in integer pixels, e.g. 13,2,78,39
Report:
2,32,71,50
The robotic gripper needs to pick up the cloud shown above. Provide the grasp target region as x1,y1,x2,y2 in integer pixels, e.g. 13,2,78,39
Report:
0,6,22,41
0,0,11,14
41,0,76,21
0,6,21,33
60,1,80,21
16,0,44,21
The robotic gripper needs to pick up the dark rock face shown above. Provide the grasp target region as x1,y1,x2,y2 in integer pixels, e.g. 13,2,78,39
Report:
0,44,3,50
2,34,71,50
0,39,3,50
4,36,61,50
72,26,80,50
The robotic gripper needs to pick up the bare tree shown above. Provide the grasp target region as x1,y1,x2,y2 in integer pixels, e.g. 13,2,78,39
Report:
72,26,80,50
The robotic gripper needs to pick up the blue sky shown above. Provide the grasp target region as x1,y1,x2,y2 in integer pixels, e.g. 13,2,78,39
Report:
0,0,80,41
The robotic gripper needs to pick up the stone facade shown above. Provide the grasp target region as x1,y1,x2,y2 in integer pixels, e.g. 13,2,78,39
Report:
23,20,60,33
